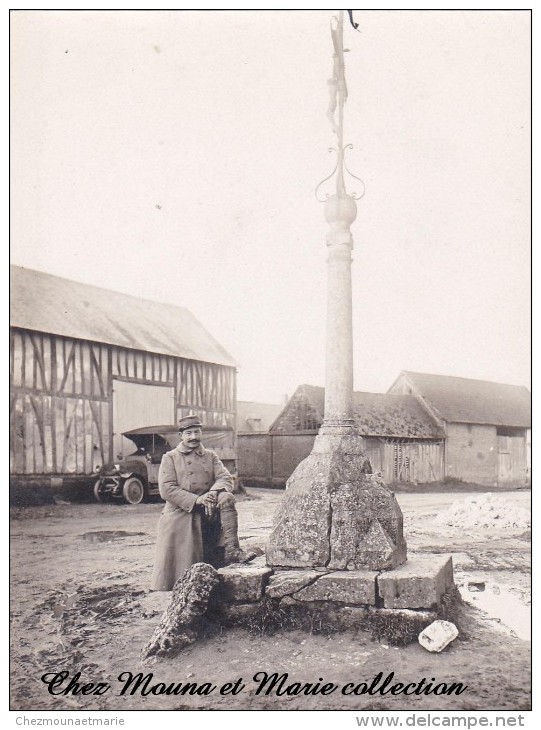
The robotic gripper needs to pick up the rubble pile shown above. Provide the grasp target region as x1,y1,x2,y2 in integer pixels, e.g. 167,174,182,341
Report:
434,494,530,530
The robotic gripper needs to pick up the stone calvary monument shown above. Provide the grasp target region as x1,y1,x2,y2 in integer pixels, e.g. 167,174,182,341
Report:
266,10,407,572
146,12,457,658
258,10,456,624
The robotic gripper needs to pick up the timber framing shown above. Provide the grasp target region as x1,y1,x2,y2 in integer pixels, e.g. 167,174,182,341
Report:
10,327,236,480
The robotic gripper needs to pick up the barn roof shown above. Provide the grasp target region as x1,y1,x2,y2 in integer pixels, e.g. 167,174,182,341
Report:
393,371,531,428
10,265,237,368
271,384,444,439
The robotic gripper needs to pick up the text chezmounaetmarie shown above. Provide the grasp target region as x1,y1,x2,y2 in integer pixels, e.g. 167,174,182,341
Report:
40,670,468,698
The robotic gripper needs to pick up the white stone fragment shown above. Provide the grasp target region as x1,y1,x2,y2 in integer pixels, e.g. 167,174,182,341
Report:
418,620,458,652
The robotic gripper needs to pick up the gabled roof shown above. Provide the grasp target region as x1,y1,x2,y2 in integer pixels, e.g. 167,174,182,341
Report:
236,401,283,433
271,384,444,439
10,265,237,368
392,371,531,428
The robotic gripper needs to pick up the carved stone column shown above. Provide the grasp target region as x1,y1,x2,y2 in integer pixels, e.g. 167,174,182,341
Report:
266,11,407,572
321,193,357,434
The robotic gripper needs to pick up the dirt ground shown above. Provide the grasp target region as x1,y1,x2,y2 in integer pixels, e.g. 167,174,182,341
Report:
9,487,531,712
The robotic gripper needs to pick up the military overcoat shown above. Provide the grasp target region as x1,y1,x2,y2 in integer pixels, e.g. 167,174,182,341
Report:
151,442,234,591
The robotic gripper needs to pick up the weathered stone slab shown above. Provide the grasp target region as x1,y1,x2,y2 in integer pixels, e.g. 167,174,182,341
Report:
265,570,321,599
266,433,407,571
274,600,369,631
216,564,272,602
377,554,454,609
211,601,262,624
293,571,377,606
249,555,269,569
367,606,437,623
141,563,219,660
326,605,369,628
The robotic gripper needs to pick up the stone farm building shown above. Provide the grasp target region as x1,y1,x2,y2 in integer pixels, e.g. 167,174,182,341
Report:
238,384,445,488
9,265,237,494
238,374,531,489
388,371,531,487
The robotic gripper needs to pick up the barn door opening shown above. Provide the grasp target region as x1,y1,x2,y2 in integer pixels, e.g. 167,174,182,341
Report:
392,443,411,482
112,379,175,459
497,434,526,485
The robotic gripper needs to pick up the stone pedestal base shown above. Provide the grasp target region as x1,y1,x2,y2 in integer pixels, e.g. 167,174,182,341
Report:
209,555,458,646
377,554,455,609
266,432,407,571
216,555,453,610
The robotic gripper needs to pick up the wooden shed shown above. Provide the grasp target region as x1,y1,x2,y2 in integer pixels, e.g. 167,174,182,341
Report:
9,265,237,493
388,371,531,486
239,384,444,488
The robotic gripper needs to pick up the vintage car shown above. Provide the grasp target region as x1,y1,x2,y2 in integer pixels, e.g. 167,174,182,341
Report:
93,424,237,504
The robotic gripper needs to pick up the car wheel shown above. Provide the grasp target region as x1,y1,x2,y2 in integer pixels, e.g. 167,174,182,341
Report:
93,479,108,503
122,476,146,505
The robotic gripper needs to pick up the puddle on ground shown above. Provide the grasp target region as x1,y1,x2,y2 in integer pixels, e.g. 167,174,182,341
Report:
81,531,146,543
457,573,531,641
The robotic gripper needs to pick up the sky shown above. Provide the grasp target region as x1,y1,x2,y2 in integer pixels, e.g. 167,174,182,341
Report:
10,9,531,404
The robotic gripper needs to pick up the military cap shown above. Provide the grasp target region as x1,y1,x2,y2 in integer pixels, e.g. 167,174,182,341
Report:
178,415,203,432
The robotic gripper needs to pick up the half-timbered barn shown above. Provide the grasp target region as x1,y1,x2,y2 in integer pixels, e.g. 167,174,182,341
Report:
10,265,237,495
388,371,531,486
239,384,444,488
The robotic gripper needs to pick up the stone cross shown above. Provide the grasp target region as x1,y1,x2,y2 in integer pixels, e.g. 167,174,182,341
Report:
321,10,357,434
266,10,407,572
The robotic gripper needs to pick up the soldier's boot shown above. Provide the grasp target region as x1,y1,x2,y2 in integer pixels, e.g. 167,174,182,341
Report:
218,494,257,566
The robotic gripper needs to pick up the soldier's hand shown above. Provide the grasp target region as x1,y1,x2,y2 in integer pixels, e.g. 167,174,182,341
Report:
205,491,217,517
196,492,216,517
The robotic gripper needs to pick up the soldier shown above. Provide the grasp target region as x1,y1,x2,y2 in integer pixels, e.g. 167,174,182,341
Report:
151,415,256,591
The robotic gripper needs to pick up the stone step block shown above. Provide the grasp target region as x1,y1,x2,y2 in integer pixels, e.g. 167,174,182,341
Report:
249,555,269,569
266,570,321,599
276,598,369,632
211,601,262,625
293,570,377,606
377,554,454,610
216,564,273,603
368,606,437,622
